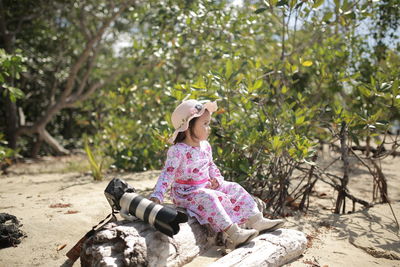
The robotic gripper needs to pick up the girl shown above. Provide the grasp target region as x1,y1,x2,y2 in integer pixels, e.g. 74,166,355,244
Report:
150,99,284,248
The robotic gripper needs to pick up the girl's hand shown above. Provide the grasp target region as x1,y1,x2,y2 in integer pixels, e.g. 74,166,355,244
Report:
149,197,161,204
209,178,219,190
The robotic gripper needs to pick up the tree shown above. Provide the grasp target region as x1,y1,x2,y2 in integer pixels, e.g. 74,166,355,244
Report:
0,0,135,155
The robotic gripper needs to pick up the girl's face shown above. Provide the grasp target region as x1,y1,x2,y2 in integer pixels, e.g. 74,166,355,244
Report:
191,110,211,141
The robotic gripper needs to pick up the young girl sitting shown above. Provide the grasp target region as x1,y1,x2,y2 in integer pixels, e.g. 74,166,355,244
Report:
150,99,284,248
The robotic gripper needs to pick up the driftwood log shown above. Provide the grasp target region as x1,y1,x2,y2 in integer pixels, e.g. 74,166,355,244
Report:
210,229,307,267
80,199,307,266
80,218,307,267
80,215,217,267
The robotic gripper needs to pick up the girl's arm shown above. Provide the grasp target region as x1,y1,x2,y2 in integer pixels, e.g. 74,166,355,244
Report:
209,160,224,187
206,142,224,187
149,146,181,203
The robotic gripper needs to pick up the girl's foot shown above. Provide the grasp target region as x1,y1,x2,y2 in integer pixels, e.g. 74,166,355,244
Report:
225,223,258,249
246,212,285,232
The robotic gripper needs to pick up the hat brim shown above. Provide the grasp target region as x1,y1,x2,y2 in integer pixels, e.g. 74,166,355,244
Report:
168,101,218,144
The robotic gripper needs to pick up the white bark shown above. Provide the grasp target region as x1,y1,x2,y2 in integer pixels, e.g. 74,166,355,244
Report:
80,216,217,267
81,221,307,267
210,229,307,267
80,200,306,267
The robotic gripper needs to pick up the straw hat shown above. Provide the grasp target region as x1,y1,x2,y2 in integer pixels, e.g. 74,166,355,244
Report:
168,99,218,144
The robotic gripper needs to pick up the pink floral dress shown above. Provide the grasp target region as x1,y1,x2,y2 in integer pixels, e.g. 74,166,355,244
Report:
150,141,259,232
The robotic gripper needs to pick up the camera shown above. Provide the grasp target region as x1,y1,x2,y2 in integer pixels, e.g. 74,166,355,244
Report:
104,178,188,237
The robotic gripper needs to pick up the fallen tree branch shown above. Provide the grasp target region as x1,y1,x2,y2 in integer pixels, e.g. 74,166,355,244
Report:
351,145,400,158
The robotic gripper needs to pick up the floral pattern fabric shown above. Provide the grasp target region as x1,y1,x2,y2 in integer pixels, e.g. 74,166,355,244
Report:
150,141,260,232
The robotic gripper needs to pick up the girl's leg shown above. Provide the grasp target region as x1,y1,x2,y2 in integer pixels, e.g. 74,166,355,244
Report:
217,181,260,223
218,181,285,231
190,188,233,232
179,187,259,248
190,188,258,248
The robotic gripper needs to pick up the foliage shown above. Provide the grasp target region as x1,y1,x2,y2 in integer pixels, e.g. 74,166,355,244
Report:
0,49,26,102
1,0,400,215
0,133,15,168
0,0,136,155
84,135,104,181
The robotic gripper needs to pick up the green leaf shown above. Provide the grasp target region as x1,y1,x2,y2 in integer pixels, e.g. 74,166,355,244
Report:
270,0,279,7
84,136,103,181
313,0,324,9
217,147,223,156
272,136,282,150
371,110,382,122
323,12,333,21
4,85,25,101
255,59,261,69
358,85,371,97
236,73,245,85
370,76,377,91
253,80,263,90
192,76,206,89
302,61,313,67
295,116,305,125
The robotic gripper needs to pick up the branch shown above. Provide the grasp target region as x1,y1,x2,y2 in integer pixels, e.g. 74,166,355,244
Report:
318,174,372,208
78,10,92,42
60,2,131,102
13,14,39,36
16,1,135,138
38,127,69,155
342,188,372,208
352,144,400,158
65,66,134,107
49,62,63,106
69,80,103,105
30,1,133,130
66,44,102,103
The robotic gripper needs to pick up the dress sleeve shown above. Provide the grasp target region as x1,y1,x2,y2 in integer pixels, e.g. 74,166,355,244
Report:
207,142,225,185
150,146,182,203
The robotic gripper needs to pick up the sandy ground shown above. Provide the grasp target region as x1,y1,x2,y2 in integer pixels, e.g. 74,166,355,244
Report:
0,152,399,267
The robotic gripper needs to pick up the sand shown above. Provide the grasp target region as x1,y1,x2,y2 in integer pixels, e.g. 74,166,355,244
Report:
0,153,399,267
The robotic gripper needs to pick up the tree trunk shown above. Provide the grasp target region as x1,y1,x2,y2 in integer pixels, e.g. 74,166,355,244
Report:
30,134,43,158
366,135,371,157
299,154,318,211
335,121,350,214
371,160,389,203
4,97,18,149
